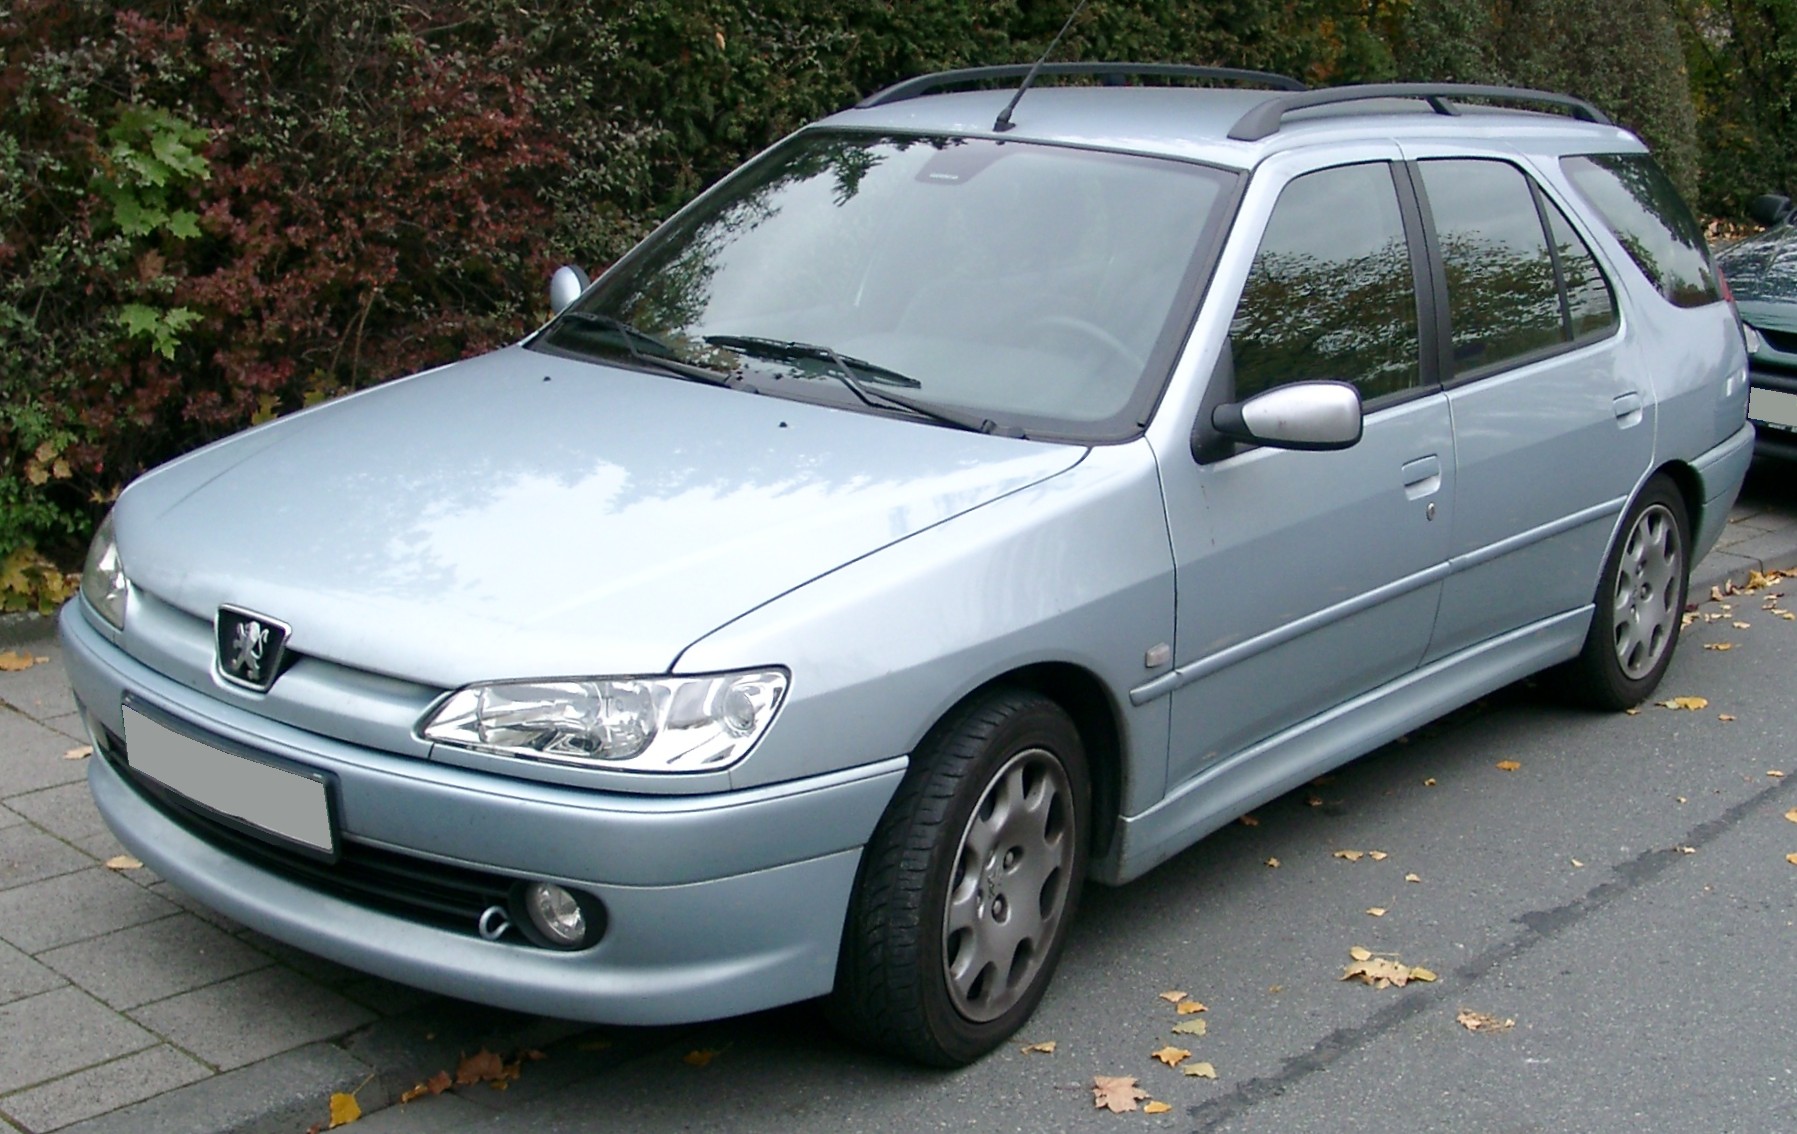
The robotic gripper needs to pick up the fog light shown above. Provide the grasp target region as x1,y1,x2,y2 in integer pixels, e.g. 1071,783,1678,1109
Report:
521,882,590,949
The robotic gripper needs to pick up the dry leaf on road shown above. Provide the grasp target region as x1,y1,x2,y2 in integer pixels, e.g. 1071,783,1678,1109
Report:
327,1091,361,1128
1333,849,1365,861
1787,853,1797,866
1457,1009,1515,1033
1423,777,1438,786
1657,696,1709,710
62,745,91,760
1368,851,1389,861
1341,947,1436,989
103,855,142,870
1158,990,1187,1003
0,651,46,672
1405,872,1422,883
1703,642,1735,651
1265,857,1280,868
1176,999,1207,1015
1020,1041,1056,1054
1143,1100,1172,1114
399,1070,453,1103
1093,1075,1149,1113
1183,1062,1218,1079
455,1049,505,1085
1495,760,1522,772
1785,809,1797,824
1152,1045,1191,1067
1366,907,1387,917
1171,1019,1207,1036
1719,714,1736,722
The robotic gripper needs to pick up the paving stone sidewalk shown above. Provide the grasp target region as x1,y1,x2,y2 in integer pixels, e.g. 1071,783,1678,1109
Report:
2,485,1794,1134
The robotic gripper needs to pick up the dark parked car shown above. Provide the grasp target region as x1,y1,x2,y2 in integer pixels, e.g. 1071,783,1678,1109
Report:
1715,193,1797,458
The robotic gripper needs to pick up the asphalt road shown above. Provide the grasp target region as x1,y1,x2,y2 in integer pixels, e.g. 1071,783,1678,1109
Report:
336,465,1797,1134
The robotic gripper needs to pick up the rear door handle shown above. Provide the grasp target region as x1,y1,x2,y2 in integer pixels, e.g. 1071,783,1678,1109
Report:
1613,391,1644,423
1401,454,1442,500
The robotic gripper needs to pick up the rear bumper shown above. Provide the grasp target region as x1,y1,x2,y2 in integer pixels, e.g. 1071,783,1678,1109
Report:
1691,422,1757,562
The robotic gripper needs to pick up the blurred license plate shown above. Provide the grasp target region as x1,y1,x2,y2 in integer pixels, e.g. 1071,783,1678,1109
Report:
123,706,335,856
1750,387,1797,431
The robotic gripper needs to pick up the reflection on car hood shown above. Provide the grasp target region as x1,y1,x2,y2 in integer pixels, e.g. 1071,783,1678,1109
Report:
115,347,1084,687
1719,224,1797,325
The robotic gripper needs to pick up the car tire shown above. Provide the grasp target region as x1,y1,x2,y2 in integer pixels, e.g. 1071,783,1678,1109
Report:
1557,473,1690,710
828,688,1090,1067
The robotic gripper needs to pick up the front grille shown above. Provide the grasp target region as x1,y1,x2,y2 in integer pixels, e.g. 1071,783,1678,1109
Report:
97,725,523,941
1758,326,1797,356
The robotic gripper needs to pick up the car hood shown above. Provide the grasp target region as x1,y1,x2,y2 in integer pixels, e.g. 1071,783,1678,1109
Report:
1719,224,1797,325
116,347,1085,687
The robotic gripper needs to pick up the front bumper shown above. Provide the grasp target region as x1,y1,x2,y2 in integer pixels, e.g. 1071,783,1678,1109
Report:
61,602,905,1024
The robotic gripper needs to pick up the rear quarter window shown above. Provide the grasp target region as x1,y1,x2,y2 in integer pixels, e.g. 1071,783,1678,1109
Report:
1561,153,1720,309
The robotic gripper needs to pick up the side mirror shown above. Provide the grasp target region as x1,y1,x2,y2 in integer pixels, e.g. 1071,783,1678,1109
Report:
1748,194,1792,229
549,264,591,315
1210,381,1362,452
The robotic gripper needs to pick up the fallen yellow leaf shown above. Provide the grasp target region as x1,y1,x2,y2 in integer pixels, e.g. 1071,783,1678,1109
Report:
1625,708,1641,716
1719,714,1736,722
399,1070,452,1103
1349,945,1373,962
1144,1100,1173,1114
1675,845,1696,855
1183,1062,1218,1079
328,1091,361,1128
1020,1040,1056,1054
1570,858,1585,868
1405,872,1421,883
1785,809,1797,824
1411,966,1438,982
1495,760,1522,772
1771,770,1787,779
1176,999,1207,1015
1787,854,1797,866
1733,621,1752,629
1158,990,1187,1003
1265,857,1280,868
1456,1009,1515,1033
0,650,39,672
455,1049,504,1085
1653,697,1710,715
1703,642,1735,651
1092,1075,1149,1113
1423,777,1437,786
682,1048,721,1067
1366,907,1387,917
1152,1045,1191,1067
62,745,92,761
103,855,142,871
1368,851,1389,861
1171,1019,1207,1037
1333,849,1365,861
1781,611,1796,621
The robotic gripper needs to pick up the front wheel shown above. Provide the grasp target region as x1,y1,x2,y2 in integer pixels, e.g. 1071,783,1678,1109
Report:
828,688,1090,1066
1556,474,1690,709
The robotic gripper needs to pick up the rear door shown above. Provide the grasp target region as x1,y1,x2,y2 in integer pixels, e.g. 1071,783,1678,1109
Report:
1402,153,1642,662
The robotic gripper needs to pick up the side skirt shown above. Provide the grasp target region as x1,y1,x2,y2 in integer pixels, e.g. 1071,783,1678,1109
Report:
1093,606,1590,885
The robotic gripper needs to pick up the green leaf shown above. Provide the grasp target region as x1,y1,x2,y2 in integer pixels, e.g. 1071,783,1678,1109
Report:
166,210,201,239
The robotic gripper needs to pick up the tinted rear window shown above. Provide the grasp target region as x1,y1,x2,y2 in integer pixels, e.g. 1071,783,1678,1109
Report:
1561,153,1720,308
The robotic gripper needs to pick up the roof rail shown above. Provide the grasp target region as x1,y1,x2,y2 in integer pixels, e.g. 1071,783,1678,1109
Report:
1226,83,1611,142
858,63,1304,110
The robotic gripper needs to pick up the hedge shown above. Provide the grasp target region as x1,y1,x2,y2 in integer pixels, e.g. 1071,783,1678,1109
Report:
0,0,1724,608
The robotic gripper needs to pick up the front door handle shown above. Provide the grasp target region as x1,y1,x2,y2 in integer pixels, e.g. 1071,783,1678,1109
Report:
1613,390,1644,424
1401,454,1442,500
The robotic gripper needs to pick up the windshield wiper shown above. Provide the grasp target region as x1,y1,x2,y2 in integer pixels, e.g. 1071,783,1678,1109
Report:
704,335,995,434
551,312,733,386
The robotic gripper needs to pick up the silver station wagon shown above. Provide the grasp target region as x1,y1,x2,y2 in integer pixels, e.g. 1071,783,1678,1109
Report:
63,65,1753,1066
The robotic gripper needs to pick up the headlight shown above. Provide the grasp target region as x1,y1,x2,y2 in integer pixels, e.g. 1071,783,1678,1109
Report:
80,511,128,630
419,669,788,772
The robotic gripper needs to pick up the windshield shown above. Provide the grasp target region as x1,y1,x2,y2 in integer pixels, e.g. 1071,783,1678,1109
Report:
534,131,1237,440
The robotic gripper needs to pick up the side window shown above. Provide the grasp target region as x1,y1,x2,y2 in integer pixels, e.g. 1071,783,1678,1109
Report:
1561,153,1721,308
1230,163,1420,403
1419,159,1564,377
1543,197,1619,340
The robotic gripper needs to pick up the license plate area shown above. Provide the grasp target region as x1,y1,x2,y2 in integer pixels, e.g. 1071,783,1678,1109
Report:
122,700,339,862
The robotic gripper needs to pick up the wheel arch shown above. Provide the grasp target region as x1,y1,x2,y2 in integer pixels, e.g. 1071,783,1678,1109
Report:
921,662,1125,863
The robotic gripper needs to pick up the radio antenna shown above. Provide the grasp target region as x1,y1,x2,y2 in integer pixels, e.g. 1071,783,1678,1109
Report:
993,0,1090,133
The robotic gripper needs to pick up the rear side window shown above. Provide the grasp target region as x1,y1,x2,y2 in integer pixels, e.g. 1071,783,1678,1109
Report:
1230,162,1421,403
1418,158,1619,378
1561,153,1720,308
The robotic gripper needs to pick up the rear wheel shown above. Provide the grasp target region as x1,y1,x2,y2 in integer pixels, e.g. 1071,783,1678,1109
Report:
829,688,1089,1066
1558,474,1690,709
